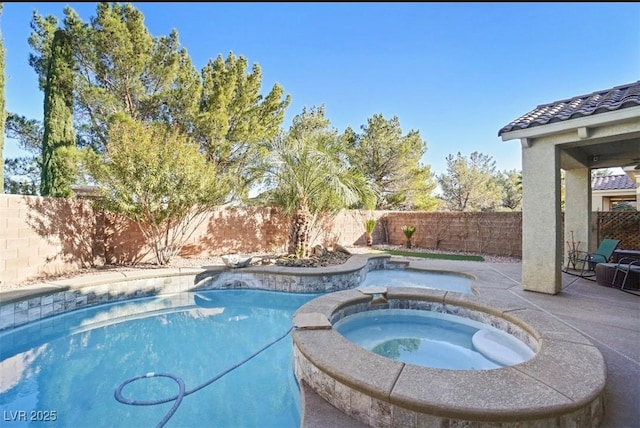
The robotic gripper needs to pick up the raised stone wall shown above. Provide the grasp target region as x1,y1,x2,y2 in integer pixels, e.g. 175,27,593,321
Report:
0,254,394,332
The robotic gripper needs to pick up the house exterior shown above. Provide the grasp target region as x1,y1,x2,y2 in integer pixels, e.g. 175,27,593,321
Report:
592,168,638,211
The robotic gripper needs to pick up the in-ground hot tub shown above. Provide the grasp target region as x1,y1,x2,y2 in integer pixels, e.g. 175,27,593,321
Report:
333,307,535,370
292,286,606,427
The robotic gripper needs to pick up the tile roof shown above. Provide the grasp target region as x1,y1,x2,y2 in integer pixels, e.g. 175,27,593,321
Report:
592,174,636,191
499,81,640,136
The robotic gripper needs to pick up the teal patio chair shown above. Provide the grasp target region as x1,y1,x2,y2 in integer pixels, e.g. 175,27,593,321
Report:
573,238,621,278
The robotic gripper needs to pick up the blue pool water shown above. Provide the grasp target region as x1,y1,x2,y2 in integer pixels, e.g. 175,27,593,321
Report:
358,269,473,294
0,290,319,428
334,309,534,370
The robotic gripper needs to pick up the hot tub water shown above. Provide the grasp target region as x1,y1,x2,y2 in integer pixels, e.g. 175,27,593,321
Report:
334,308,534,370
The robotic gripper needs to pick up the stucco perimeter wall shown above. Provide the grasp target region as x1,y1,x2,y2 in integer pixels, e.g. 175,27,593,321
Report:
1,194,525,286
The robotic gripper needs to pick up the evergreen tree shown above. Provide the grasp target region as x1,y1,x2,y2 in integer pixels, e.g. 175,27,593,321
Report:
437,151,502,211
196,52,291,201
496,169,523,211
40,29,76,197
30,3,290,201
28,10,58,91
344,114,438,210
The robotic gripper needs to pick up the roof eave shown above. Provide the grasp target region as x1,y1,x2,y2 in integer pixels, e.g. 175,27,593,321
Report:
592,189,637,196
500,106,640,142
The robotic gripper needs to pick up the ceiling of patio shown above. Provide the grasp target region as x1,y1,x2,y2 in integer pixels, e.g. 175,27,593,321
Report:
561,138,640,170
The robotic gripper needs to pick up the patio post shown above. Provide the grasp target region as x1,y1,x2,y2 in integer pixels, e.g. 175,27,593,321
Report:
564,168,592,254
522,142,563,294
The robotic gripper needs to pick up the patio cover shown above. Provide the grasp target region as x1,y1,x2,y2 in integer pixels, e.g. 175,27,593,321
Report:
499,81,640,294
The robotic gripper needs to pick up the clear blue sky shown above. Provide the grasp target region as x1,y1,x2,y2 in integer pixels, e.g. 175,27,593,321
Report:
2,2,639,178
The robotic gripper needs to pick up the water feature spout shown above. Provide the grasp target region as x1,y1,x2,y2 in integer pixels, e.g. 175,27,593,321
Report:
359,285,388,305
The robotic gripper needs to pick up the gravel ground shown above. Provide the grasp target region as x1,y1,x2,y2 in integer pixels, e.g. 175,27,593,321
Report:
2,245,520,291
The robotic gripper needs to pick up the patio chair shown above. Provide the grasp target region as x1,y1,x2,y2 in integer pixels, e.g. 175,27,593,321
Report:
611,257,640,296
571,238,621,279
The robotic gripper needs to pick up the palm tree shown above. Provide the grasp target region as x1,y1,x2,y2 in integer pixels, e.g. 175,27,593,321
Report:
258,107,375,258
402,225,416,248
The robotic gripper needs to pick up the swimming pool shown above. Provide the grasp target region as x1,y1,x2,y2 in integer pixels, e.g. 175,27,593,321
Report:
333,308,534,370
359,268,473,294
0,289,319,428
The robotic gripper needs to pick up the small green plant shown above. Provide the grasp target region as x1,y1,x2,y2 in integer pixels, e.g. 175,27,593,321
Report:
401,225,416,249
294,245,306,260
364,219,376,246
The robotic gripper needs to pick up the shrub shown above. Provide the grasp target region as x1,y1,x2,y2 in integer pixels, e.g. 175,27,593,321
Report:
83,119,229,265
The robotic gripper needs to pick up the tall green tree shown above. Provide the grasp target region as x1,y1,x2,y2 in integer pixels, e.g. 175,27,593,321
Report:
40,29,76,197
29,3,203,151
83,119,229,265
437,151,501,211
344,114,438,210
3,113,43,194
23,10,69,195
30,3,290,201
196,52,290,201
59,2,194,150
258,106,375,257
496,169,522,211
0,3,5,193
28,10,58,91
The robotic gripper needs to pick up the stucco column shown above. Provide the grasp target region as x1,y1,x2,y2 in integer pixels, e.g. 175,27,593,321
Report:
522,143,562,294
564,168,592,256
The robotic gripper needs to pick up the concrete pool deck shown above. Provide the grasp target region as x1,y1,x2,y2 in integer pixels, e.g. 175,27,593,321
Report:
299,258,640,428
0,255,638,427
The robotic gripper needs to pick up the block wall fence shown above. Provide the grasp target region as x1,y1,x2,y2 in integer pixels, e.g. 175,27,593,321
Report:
1,194,526,287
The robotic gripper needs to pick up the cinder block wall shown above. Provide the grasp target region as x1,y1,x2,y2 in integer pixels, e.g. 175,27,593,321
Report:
176,206,290,258
97,206,292,264
380,212,523,257
1,194,526,287
0,194,98,287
